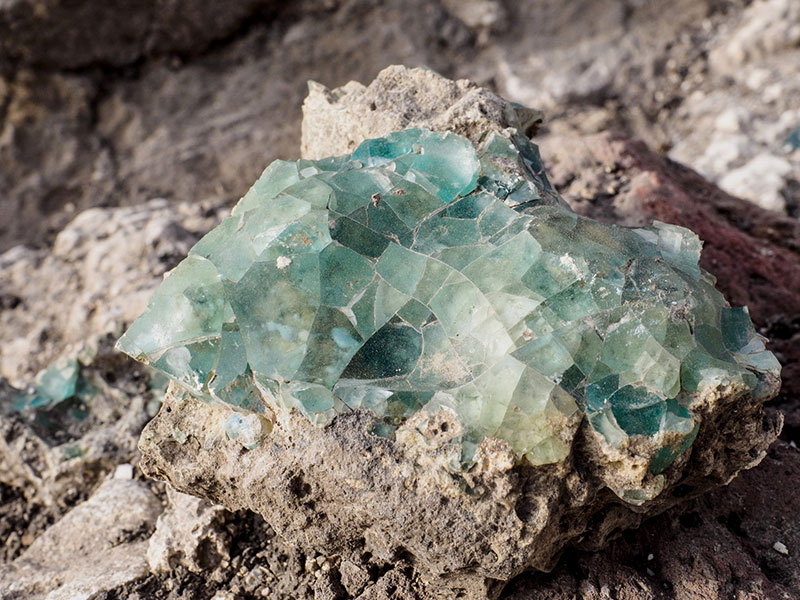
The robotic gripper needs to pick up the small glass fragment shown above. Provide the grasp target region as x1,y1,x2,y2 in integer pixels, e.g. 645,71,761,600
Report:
225,413,272,449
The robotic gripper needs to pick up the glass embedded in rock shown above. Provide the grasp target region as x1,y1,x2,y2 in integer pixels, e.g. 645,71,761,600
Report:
117,128,780,473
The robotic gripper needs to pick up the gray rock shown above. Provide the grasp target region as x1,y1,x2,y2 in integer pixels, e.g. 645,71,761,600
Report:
708,0,800,75
147,486,231,574
0,477,161,600
0,0,478,254
0,0,280,69
0,198,217,546
0,199,220,383
301,65,542,159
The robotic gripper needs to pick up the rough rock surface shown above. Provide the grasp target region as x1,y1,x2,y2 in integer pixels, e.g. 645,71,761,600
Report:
0,0,282,70
141,377,780,598
137,67,781,598
0,0,478,254
147,487,231,575
0,199,217,564
0,477,161,600
666,0,800,214
2,0,797,256
504,441,800,600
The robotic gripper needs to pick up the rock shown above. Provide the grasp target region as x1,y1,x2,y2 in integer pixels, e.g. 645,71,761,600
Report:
114,463,135,480
0,361,152,509
708,0,800,75
0,0,281,70
340,560,371,596
717,153,793,213
503,442,800,599
301,65,542,159
147,487,231,574
0,198,216,549
0,1,478,254
136,68,782,598
670,131,752,182
0,477,161,600
441,0,507,33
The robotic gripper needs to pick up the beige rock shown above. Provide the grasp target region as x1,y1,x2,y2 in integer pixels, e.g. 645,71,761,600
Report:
148,486,231,574
0,478,161,600
300,65,541,159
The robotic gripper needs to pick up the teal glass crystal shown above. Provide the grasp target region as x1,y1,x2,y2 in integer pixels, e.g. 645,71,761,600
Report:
10,357,81,411
117,128,780,472
32,358,80,408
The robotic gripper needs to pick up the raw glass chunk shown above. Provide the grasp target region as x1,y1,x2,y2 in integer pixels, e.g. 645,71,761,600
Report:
33,357,80,408
117,128,780,474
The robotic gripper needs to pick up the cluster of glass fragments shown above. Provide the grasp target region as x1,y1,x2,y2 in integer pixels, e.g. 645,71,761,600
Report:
117,128,780,472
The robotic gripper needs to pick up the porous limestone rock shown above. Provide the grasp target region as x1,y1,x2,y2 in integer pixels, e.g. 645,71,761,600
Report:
300,65,542,159
136,67,782,597
147,486,231,574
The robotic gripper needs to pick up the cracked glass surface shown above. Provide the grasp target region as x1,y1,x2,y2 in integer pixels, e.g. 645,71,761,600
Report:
117,128,780,472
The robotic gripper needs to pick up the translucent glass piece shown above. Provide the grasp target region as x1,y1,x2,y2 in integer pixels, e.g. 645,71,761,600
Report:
118,127,778,484
34,357,80,405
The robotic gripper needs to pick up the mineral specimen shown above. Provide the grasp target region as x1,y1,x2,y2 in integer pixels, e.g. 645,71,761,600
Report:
118,126,780,494
125,68,784,596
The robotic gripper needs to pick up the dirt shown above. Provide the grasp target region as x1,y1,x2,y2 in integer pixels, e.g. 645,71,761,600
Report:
0,484,58,563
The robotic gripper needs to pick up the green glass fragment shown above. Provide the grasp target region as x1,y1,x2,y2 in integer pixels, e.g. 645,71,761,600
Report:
118,127,780,483
34,358,80,407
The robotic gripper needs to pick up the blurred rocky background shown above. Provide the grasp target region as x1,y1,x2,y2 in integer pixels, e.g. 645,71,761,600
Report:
0,0,798,599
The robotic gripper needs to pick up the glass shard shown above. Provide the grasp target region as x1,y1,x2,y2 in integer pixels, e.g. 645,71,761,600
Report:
117,128,780,481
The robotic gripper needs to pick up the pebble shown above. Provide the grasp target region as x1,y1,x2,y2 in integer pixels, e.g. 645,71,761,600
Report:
773,541,789,555
113,463,134,480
